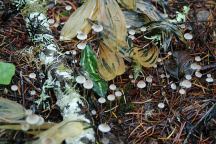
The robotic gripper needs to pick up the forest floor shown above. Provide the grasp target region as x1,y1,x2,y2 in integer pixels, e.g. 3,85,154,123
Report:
0,0,216,144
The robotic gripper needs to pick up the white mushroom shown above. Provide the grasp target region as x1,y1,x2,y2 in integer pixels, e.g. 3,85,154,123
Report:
48,19,55,24
91,110,97,115
77,42,87,50
109,84,117,91
158,102,165,109
115,91,122,97
207,74,212,78
29,72,37,79
98,97,106,104
140,26,147,32
11,85,18,91
137,80,146,88
168,51,172,56
30,90,36,96
83,79,94,89
92,24,103,32
107,94,115,101
129,74,134,79
77,32,87,40
179,88,186,94
190,63,201,70
206,77,214,83
195,71,202,78
98,123,111,133
184,33,193,40
65,5,72,11
128,29,136,35
25,114,40,125
185,75,192,80
195,56,201,62
75,75,86,84
171,83,177,90
181,80,192,88
146,76,153,83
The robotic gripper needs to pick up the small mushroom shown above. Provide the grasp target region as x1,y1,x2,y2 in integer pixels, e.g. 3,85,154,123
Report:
107,94,115,101
77,32,87,40
75,75,86,84
83,79,94,89
92,24,103,32
137,80,146,88
98,123,111,133
77,42,87,50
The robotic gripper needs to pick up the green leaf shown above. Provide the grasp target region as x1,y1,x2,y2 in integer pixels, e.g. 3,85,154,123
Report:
0,62,15,85
80,45,108,97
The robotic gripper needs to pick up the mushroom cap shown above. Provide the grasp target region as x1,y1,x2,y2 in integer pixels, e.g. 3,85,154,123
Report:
195,71,202,78
98,123,111,133
11,85,18,91
75,75,86,84
128,29,136,35
65,5,72,11
92,24,103,32
98,97,106,104
29,73,37,79
195,56,201,62
107,94,115,101
207,74,212,78
137,80,146,88
179,88,186,94
184,33,193,40
146,76,153,83
41,137,56,144
77,42,87,50
109,84,117,91
140,26,147,32
77,32,87,40
115,91,122,97
25,114,40,125
171,83,177,90
181,80,192,88
185,75,192,80
206,77,214,83
83,79,94,89
158,103,165,109
190,63,201,70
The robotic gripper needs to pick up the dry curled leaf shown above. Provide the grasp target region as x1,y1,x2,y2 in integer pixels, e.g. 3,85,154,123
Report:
98,0,128,51
97,42,126,81
130,45,159,67
60,0,99,41
117,0,136,10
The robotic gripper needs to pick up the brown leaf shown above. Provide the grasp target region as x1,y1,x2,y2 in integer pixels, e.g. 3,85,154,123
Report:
97,42,126,81
60,0,99,41
130,45,159,67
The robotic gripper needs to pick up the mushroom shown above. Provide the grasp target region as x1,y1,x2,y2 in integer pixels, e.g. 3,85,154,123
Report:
107,94,115,101
137,80,146,88
109,84,117,91
75,75,86,84
77,42,87,50
98,123,111,133
98,97,106,104
83,79,94,89
76,31,87,40
92,24,103,32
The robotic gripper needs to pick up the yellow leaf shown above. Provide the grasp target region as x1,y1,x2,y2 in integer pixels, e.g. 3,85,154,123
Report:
60,0,99,41
98,0,128,51
130,46,159,67
33,120,86,144
117,0,136,10
97,43,126,81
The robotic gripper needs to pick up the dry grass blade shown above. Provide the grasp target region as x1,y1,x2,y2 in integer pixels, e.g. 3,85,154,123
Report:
60,0,99,41
97,42,125,81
